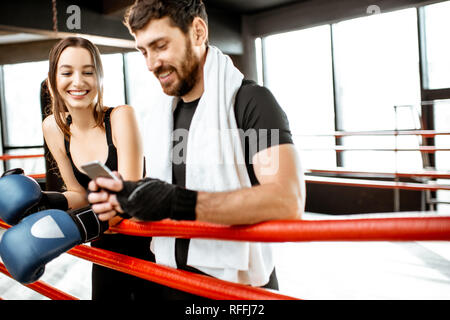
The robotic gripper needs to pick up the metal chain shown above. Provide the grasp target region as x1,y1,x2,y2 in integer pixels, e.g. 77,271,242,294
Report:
52,0,58,33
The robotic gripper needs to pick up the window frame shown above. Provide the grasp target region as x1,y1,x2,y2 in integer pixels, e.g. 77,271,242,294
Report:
0,53,130,173
259,4,450,171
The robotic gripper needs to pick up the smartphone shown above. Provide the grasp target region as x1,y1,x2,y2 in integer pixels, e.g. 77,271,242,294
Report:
80,160,120,181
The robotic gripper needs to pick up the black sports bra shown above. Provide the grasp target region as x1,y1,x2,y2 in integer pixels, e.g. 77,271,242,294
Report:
64,108,119,190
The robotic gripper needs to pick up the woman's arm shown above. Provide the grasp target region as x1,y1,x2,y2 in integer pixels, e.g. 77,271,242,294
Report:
42,115,89,210
109,105,144,181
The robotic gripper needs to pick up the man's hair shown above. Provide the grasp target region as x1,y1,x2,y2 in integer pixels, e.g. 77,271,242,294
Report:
124,0,208,35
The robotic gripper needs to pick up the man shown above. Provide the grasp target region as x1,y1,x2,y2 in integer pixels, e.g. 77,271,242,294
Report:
88,0,305,299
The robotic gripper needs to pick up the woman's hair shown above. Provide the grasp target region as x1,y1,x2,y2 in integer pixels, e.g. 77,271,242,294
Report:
47,37,105,139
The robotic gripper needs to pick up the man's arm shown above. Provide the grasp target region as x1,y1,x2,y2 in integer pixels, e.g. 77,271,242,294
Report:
196,144,304,225
87,143,305,225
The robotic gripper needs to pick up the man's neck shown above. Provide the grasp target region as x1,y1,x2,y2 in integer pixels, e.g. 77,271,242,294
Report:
181,47,208,103
181,80,203,103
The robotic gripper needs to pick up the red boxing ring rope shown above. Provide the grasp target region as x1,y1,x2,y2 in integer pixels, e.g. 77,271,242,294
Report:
0,154,44,161
1,215,450,300
0,262,78,300
3,216,449,243
68,245,297,300
0,220,296,300
110,216,450,242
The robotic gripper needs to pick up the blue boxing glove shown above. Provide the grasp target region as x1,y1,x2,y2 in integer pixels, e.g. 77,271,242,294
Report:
0,169,68,225
0,206,108,284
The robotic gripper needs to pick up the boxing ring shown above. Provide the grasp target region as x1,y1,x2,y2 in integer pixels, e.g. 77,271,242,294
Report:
1,209,450,300
0,138,450,299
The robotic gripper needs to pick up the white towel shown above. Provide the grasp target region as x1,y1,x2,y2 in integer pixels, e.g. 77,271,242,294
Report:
143,46,274,286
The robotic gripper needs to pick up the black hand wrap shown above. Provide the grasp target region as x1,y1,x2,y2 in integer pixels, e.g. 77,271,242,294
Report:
116,178,197,221
68,206,109,243
28,191,69,215
41,192,69,211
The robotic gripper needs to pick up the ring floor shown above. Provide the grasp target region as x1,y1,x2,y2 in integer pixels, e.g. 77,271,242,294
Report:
0,211,449,300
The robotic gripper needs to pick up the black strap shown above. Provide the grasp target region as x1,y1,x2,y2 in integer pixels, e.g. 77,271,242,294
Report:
104,108,114,147
68,206,109,243
66,114,73,125
64,115,72,156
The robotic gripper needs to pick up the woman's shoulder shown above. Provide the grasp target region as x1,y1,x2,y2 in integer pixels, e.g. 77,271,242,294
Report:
109,104,135,113
42,114,58,132
42,114,65,150
43,112,70,131
108,105,140,142
109,105,137,121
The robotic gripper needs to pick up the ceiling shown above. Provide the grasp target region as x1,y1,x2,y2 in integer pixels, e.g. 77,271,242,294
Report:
205,0,306,14
0,31,49,44
98,0,308,16
0,0,308,46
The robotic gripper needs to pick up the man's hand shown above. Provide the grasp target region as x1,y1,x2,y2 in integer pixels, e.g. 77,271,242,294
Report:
88,173,197,222
88,175,125,221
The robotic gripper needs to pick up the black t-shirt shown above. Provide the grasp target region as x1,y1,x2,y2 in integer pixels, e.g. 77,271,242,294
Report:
171,80,292,290
172,80,293,188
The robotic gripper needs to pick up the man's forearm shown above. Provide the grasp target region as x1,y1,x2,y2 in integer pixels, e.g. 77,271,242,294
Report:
110,175,303,224
195,183,303,225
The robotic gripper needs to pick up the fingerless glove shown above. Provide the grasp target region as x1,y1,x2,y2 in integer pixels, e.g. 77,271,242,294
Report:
116,178,197,221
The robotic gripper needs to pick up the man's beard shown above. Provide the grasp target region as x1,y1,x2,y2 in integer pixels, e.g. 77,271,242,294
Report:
155,38,200,97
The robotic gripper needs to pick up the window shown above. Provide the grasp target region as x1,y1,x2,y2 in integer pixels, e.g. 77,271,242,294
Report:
422,1,450,211
124,51,162,140
255,37,264,86
332,9,422,170
434,100,450,211
1,60,48,174
2,60,47,147
423,1,450,89
101,53,126,108
6,148,45,175
263,25,336,169
0,53,127,175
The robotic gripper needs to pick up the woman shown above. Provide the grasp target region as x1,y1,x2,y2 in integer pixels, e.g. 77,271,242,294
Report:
43,37,157,300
